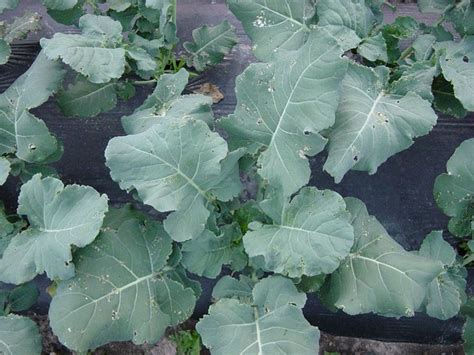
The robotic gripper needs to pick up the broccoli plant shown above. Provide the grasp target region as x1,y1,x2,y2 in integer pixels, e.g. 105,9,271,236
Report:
0,0,473,354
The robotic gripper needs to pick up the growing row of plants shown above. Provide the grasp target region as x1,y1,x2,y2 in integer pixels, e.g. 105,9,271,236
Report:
0,0,473,353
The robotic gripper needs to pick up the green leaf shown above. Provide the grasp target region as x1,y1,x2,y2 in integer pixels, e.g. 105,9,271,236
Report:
321,197,443,317
0,52,64,164
357,33,388,62
0,0,18,14
49,219,196,352
8,282,39,312
434,138,474,237
418,231,467,320
0,157,10,185
221,29,347,196
418,0,453,13
181,225,246,278
227,0,314,61
0,174,108,284
46,0,84,25
197,276,319,355
0,39,11,65
0,206,23,259
3,12,42,43
244,187,353,278
464,316,474,355
41,0,78,10
184,20,238,72
432,75,467,119
126,46,157,78
106,117,241,242
435,36,474,111
0,315,42,355
382,16,419,62
317,0,376,38
57,76,118,117
41,15,126,84
107,0,133,12
324,63,437,183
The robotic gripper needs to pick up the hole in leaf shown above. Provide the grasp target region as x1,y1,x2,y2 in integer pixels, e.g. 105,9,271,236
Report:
463,55,469,63
303,130,310,136
353,156,358,161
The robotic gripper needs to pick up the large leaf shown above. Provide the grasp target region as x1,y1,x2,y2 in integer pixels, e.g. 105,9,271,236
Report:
324,63,437,183
106,117,241,242
184,20,238,71
49,218,196,352
57,76,118,117
0,315,42,355
0,174,108,284
197,276,319,355
434,138,474,237
0,52,64,164
220,29,347,196
181,225,246,278
321,197,443,317
317,0,376,38
435,36,474,111
418,231,467,320
41,15,126,83
227,0,315,61
244,187,353,278
0,157,9,185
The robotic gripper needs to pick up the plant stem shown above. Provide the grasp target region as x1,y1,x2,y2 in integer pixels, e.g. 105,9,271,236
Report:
132,79,157,85
398,46,414,62
383,1,396,11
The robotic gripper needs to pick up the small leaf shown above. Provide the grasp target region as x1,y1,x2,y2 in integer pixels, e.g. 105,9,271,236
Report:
357,33,388,62
0,0,18,14
49,219,196,352
0,157,10,185
418,0,453,14
46,0,84,25
432,75,467,119
244,187,354,278
41,15,125,83
181,225,246,278
0,39,11,65
435,37,474,111
41,0,78,10
227,0,315,61
57,76,118,117
184,20,238,72
434,138,474,237
390,62,438,101
324,63,437,183
418,231,467,320
412,34,437,61
0,315,42,355
321,197,443,317
197,276,319,355
0,174,108,284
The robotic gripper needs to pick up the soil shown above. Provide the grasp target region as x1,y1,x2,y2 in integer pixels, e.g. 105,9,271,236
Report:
31,314,464,355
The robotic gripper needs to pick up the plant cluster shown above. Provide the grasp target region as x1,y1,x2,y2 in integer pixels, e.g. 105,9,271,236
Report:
0,0,473,354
